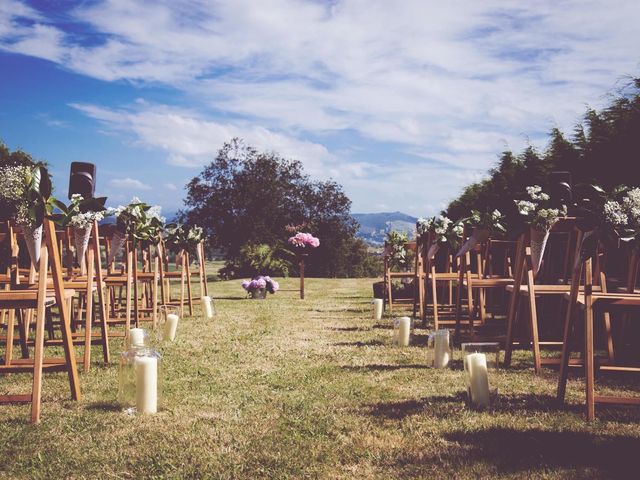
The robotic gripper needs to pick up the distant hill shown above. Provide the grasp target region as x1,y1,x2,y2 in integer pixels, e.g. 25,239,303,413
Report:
352,211,417,246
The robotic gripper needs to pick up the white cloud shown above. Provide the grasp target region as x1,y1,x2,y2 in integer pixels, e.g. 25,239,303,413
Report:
108,177,151,190
2,0,640,213
69,101,359,181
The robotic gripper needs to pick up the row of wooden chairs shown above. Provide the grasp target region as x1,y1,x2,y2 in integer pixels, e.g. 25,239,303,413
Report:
382,218,639,419
0,220,209,423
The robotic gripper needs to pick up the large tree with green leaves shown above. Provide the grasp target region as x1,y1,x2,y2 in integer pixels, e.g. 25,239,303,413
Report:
181,138,377,278
444,77,640,232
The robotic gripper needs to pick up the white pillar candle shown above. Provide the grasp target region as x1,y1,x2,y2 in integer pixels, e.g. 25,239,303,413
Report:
201,296,214,318
135,355,158,414
372,299,383,320
164,313,179,341
467,353,491,408
434,330,450,368
129,328,146,348
397,317,411,347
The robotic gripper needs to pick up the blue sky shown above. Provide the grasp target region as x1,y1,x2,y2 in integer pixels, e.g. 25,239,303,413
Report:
1,1,639,216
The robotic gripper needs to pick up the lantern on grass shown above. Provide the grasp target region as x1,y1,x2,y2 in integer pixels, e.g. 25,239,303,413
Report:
201,295,215,318
118,347,162,414
158,305,180,342
372,298,383,320
392,316,411,347
426,329,451,368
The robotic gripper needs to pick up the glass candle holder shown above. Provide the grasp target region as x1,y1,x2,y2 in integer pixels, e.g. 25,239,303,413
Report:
462,343,500,406
118,347,163,414
393,317,411,347
158,305,180,342
461,342,500,369
201,295,215,318
426,329,451,368
126,327,151,350
372,299,383,320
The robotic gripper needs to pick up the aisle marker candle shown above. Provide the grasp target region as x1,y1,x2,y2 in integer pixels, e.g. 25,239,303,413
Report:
467,352,491,408
201,296,214,318
135,355,158,414
129,328,146,348
434,330,450,368
164,313,179,342
397,316,411,347
372,299,383,320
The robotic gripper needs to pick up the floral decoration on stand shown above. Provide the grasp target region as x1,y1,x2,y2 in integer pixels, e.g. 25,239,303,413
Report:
385,230,410,271
164,223,204,265
107,198,165,265
287,232,320,249
50,194,108,265
416,216,463,260
515,185,567,274
457,209,506,257
0,162,54,266
574,185,640,261
241,275,280,299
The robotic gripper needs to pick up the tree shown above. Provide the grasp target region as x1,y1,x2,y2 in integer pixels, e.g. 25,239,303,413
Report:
181,138,378,278
444,78,640,230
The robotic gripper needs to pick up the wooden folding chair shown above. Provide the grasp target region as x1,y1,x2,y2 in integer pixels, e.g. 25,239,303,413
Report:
503,219,611,374
424,241,460,330
130,242,159,329
188,240,209,303
454,238,519,339
557,241,640,420
157,239,188,317
101,224,133,335
383,241,418,314
0,219,81,423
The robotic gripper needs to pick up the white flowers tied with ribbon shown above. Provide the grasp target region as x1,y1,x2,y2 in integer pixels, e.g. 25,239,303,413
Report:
515,185,567,275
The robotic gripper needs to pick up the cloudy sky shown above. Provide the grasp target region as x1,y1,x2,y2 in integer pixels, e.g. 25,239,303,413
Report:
1,1,639,215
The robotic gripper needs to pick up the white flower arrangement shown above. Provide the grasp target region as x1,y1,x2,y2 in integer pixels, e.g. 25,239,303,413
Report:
0,165,39,228
515,185,566,231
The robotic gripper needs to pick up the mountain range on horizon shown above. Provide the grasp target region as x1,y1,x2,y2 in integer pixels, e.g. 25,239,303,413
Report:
352,211,417,246
149,209,417,247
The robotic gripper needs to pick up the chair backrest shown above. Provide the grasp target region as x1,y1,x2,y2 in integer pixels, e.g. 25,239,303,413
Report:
482,239,518,278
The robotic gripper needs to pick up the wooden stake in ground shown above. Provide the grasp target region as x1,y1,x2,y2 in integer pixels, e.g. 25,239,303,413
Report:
299,253,308,299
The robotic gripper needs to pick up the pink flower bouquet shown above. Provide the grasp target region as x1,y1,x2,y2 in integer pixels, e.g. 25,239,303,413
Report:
288,232,320,249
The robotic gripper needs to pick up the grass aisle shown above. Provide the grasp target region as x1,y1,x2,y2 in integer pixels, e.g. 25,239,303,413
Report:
1,277,640,478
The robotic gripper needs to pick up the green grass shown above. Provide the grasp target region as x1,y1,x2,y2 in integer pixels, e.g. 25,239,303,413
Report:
1,277,640,479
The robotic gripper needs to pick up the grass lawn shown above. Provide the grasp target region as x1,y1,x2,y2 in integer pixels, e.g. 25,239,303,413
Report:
1,275,640,479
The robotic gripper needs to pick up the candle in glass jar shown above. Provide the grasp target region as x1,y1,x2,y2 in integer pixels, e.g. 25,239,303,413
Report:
372,299,383,320
397,317,411,347
467,352,490,408
164,313,179,341
129,328,146,348
434,330,450,368
201,296,214,318
135,355,158,414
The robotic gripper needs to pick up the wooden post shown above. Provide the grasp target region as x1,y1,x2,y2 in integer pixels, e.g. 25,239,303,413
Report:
299,254,307,300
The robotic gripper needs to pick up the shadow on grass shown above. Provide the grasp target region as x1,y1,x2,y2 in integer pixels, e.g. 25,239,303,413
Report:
328,326,372,332
85,401,123,412
432,428,640,477
367,393,587,421
367,393,467,419
333,340,385,347
341,363,429,372
373,323,393,330
211,296,247,301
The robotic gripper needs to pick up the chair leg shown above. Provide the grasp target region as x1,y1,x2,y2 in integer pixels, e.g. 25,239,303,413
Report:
585,295,595,421
31,248,49,424
4,309,15,365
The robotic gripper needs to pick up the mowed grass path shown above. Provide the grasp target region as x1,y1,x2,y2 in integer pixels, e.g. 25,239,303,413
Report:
1,277,640,478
